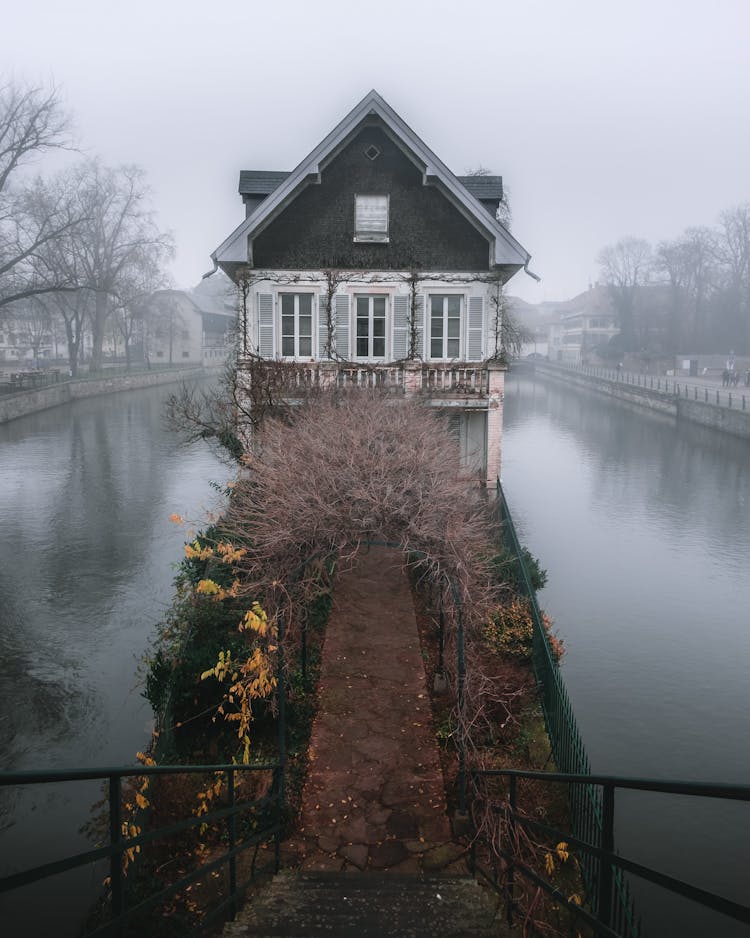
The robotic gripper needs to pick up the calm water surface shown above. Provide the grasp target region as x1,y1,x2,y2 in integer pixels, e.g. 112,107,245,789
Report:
0,381,228,937
502,374,750,938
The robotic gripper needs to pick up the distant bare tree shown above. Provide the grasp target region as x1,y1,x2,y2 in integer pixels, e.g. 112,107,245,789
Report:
111,244,171,369
11,296,51,361
656,236,696,351
715,204,750,351
0,79,84,316
597,237,652,351
64,160,173,371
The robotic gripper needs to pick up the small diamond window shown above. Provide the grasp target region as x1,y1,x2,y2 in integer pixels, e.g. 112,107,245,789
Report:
364,144,381,161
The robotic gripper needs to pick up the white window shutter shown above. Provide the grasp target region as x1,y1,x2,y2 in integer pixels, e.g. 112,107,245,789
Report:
257,293,274,358
318,295,329,359
334,294,350,359
414,295,425,359
392,295,409,359
467,296,484,360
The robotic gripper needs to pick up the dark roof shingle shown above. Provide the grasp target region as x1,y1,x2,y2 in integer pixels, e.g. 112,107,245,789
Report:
456,175,503,201
238,170,290,195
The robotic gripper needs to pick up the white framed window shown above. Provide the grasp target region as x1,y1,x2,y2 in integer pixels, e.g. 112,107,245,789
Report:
280,293,313,358
354,194,389,242
429,294,462,359
355,295,387,359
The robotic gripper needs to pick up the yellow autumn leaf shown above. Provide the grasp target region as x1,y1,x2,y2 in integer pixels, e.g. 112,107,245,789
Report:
196,578,221,595
556,841,570,862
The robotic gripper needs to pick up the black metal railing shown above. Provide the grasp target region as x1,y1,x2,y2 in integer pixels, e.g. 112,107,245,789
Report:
469,768,750,937
536,361,750,411
494,480,641,935
0,761,283,936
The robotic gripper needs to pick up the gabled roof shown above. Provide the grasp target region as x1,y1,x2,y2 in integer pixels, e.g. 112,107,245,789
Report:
213,90,532,273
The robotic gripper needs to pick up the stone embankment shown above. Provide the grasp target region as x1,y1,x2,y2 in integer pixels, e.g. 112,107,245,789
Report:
0,366,209,424
532,362,750,440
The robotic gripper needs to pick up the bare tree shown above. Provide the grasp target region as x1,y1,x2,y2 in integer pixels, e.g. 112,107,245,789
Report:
51,287,90,375
0,79,84,316
597,237,652,351
63,160,173,371
11,296,51,361
715,204,750,351
111,242,171,369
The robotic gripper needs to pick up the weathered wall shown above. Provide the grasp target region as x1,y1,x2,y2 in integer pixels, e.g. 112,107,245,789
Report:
253,123,491,271
676,397,750,437
0,367,204,424
534,364,750,439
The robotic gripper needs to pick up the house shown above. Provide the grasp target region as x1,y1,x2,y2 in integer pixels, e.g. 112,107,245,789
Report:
146,287,235,366
545,285,619,364
209,90,534,486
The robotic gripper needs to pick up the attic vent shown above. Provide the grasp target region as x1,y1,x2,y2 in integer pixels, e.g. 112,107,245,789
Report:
364,144,381,161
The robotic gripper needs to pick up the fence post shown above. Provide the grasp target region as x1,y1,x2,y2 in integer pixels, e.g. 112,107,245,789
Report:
227,766,237,918
437,592,445,676
598,784,615,929
109,773,124,937
506,775,518,928
300,604,308,692
457,596,466,815
277,612,286,807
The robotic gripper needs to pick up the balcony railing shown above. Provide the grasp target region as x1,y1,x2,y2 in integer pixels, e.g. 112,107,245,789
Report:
237,359,500,399
422,365,487,394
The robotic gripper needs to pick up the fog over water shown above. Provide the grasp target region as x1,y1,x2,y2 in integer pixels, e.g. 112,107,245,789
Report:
503,373,750,938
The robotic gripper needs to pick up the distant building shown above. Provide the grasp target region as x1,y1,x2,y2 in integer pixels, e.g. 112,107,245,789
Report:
146,285,236,366
546,286,618,363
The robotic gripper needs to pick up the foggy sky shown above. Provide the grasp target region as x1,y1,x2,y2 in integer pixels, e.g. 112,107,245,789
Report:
3,0,749,303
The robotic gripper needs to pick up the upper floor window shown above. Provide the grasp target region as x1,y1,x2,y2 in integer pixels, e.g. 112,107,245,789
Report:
354,194,389,242
429,294,461,359
355,295,387,359
280,293,313,357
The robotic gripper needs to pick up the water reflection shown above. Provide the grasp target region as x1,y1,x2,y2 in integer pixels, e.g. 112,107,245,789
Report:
503,373,750,938
0,380,228,936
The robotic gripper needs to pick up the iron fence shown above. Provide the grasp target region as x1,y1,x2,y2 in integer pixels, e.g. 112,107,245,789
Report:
469,767,750,937
537,361,749,410
0,762,283,936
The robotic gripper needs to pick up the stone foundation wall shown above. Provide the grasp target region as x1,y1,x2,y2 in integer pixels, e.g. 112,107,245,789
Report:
534,364,750,440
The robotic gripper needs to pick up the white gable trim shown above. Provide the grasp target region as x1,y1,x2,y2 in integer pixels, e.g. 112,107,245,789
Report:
212,90,531,270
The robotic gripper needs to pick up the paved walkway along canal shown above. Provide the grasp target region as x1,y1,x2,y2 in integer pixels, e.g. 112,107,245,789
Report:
293,546,463,874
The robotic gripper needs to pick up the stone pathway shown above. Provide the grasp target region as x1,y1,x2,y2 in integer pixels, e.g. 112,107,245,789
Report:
294,546,462,873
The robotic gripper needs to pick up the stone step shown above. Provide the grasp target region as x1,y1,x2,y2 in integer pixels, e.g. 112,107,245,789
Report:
223,871,513,937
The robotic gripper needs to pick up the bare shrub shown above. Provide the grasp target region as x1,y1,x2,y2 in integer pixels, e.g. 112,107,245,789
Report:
223,390,497,610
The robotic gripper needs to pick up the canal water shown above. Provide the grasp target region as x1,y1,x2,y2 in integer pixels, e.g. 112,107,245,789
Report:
502,373,750,938
0,380,228,937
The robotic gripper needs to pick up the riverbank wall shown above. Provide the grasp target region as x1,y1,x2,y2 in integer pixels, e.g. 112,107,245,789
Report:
0,366,209,424
533,362,750,440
